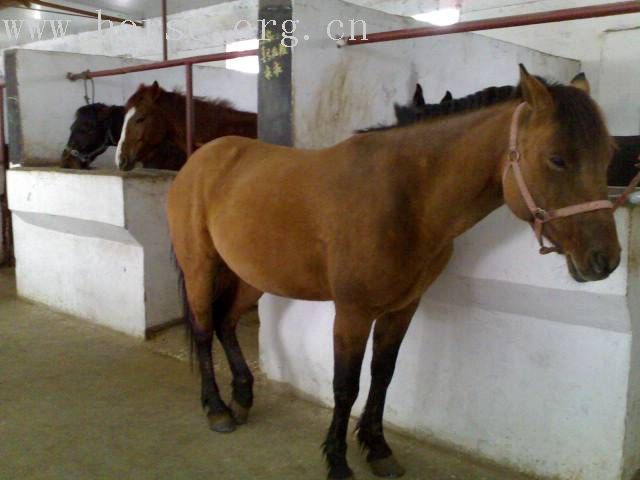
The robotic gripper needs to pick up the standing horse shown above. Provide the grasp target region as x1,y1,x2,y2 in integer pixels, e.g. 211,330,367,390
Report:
116,82,257,171
61,103,125,169
167,65,621,479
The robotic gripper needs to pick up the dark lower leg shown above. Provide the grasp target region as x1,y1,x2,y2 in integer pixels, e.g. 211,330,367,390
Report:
357,347,397,462
358,302,418,477
195,336,235,433
216,323,254,422
323,308,373,479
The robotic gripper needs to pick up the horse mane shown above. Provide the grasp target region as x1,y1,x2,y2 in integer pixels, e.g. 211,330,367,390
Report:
358,84,521,133
359,77,610,155
76,103,109,118
164,88,237,112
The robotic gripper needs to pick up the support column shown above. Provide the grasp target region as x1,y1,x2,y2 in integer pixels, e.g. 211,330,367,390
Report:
258,0,293,146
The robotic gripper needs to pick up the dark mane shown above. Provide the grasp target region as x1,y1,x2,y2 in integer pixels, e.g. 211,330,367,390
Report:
165,88,236,111
76,103,108,119
359,78,553,133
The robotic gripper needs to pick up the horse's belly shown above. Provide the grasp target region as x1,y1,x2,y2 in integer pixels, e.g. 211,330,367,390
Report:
212,224,332,301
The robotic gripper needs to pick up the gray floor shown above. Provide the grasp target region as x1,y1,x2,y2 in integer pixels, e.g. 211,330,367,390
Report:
0,267,537,480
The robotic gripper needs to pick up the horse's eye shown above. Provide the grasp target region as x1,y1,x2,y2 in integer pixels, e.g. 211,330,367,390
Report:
549,155,567,169
136,116,146,124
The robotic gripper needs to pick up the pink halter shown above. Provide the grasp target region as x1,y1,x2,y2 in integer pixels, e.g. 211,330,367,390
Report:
504,102,640,255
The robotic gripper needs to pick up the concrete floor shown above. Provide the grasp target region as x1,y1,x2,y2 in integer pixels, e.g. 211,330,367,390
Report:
0,267,538,480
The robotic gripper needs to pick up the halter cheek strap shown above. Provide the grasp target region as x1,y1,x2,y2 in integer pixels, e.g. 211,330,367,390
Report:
63,125,118,168
503,103,617,255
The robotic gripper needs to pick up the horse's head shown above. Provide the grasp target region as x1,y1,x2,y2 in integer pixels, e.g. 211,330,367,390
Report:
117,82,171,171
502,65,620,282
61,103,124,169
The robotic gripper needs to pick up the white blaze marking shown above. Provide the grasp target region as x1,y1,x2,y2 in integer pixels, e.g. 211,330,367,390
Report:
115,107,136,168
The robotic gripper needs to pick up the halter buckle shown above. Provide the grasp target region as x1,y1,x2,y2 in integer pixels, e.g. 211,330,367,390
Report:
509,149,520,163
534,208,550,222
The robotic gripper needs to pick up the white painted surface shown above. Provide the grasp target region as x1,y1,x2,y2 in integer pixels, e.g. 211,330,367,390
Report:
7,168,180,337
4,48,257,167
597,29,640,136
260,206,640,480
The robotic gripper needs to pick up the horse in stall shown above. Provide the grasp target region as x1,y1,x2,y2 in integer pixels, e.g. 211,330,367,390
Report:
60,102,188,171
400,78,640,187
167,65,622,479
116,82,257,171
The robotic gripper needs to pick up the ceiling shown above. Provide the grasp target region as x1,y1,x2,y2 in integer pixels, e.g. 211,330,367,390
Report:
0,0,227,48
0,0,638,60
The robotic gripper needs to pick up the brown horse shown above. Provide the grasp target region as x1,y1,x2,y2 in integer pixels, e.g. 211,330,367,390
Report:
116,82,257,171
166,65,620,479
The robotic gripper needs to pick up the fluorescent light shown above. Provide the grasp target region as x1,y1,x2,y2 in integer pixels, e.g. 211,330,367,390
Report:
412,7,461,26
33,4,42,20
226,39,259,74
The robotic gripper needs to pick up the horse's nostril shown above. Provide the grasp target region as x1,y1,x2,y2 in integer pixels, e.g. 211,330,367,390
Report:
590,251,609,276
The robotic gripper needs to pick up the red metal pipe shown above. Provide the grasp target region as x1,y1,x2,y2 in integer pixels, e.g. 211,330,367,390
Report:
185,64,194,157
67,49,259,81
346,1,640,46
162,0,168,61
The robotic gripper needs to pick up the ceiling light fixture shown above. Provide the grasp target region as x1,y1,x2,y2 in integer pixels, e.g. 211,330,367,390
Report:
412,1,461,27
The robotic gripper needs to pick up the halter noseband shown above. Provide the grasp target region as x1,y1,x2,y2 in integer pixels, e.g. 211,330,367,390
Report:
63,126,117,168
503,102,640,255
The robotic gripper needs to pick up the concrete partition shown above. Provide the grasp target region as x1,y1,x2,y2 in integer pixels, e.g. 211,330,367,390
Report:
8,168,177,337
257,1,639,479
4,48,257,335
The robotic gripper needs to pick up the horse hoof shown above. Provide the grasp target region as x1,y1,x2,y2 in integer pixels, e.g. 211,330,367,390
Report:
207,411,236,433
370,456,405,478
328,466,354,479
229,399,250,425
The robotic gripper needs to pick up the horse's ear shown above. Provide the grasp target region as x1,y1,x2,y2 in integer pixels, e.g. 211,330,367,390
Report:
518,64,552,111
441,91,453,103
413,84,426,107
149,81,162,100
570,72,591,95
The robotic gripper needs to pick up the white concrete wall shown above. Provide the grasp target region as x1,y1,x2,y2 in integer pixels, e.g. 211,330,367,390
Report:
4,48,256,167
291,0,579,149
597,29,640,136
292,0,414,148
7,168,179,337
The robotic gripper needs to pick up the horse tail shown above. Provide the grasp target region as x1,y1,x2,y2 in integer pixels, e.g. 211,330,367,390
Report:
173,253,198,369
173,250,238,368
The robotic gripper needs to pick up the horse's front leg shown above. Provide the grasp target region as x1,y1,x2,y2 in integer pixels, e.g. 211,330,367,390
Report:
323,304,375,479
356,300,419,478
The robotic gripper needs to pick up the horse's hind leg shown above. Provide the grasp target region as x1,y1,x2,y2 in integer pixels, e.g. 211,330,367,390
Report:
215,280,263,425
357,300,419,478
177,250,236,433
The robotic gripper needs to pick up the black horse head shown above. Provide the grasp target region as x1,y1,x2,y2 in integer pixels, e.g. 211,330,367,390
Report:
61,103,125,169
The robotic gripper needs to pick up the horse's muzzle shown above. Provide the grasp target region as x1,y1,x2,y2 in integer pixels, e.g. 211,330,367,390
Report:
118,153,136,172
